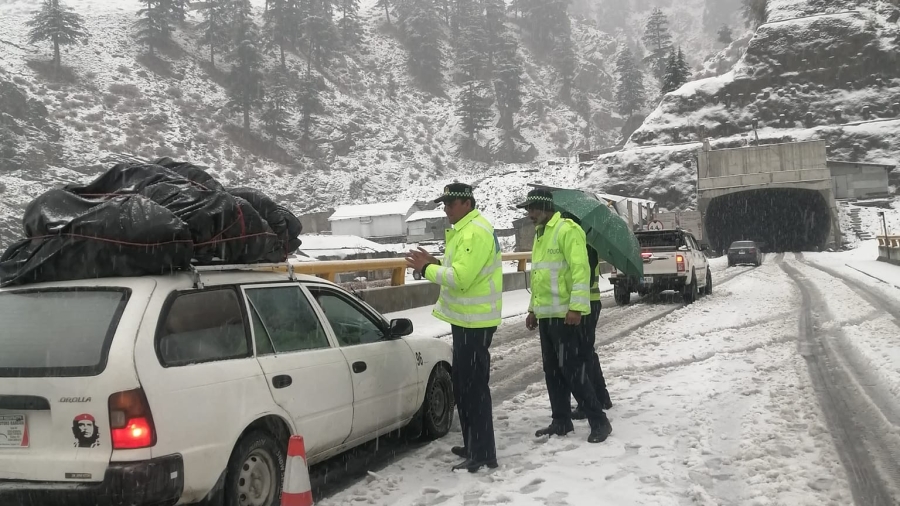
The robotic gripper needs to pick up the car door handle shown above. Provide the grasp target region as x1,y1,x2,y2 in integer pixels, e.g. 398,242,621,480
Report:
352,361,367,373
272,375,292,389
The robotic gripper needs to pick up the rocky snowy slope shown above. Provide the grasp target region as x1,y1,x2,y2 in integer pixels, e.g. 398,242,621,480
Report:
579,0,900,211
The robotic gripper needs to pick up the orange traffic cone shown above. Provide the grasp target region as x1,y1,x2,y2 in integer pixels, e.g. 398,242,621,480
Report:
282,435,313,506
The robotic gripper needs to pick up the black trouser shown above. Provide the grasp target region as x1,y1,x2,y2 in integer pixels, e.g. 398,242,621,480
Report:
584,300,609,400
450,325,497,461
538,318,606,422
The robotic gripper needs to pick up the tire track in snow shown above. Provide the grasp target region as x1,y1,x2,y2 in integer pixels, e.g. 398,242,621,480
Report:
782,260,900,505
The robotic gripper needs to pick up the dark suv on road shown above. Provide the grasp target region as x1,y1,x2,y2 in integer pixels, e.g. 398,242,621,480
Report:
727,241,762,267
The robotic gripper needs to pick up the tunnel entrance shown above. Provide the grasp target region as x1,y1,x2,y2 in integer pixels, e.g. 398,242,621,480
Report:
705,188,832,253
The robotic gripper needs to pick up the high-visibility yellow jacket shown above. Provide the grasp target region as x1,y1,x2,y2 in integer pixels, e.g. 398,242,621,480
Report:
590,264,603,302
528,212,591,319
425,209,503,328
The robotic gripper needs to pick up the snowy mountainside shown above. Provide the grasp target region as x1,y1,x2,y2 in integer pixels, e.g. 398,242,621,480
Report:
578,0,900,211
1,0,702,247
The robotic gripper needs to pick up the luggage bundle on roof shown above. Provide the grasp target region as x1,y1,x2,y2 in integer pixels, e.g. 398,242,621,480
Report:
0,157,303,287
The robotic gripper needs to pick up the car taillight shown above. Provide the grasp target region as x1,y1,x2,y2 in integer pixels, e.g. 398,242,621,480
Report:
108,389,156,449
676,254,685,272
641,252,653,261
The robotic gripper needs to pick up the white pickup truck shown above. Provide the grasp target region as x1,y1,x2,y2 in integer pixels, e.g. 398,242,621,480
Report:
609,229,712,305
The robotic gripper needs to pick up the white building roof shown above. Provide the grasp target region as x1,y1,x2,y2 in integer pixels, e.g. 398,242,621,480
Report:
406,209,447,222
296,234,397,260
329,200,417,221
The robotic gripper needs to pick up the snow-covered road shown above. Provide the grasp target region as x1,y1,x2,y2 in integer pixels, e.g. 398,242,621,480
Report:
312,250,900,506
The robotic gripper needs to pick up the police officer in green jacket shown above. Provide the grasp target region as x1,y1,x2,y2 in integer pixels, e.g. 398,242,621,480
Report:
519,189,612,444
406,182,502,472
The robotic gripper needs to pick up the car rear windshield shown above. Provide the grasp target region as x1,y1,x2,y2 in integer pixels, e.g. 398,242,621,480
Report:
637,231,684,248
730,241,756,248
0,288,130,377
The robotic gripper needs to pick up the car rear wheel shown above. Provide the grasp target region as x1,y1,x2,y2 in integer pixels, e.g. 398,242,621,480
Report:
225,431,286,506
614,285,631,305
703,268,712,296
421,366,454,440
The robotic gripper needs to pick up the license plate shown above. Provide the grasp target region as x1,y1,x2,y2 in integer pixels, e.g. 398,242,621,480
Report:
739,250,746,254
0,414,28,448
642,276,654,284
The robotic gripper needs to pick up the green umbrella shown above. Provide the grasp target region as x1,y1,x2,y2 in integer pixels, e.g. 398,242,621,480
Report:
551,189,644,278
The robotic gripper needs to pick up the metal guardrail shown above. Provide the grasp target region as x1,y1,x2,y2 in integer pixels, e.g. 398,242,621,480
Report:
286,252,534,286
878,235,900,263
877,235,900,248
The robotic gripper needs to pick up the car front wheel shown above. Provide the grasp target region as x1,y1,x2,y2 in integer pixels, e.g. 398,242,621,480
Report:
421,366,454,440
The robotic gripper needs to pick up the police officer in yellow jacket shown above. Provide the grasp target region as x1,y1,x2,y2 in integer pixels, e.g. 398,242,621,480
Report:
519,189,612,443
406,183,502,472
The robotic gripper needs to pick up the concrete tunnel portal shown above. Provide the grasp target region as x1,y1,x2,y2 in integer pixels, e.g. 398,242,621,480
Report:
705,188,833,253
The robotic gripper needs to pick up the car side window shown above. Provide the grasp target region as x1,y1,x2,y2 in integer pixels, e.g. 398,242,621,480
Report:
307,287,386,347
245,285,329,355
157,288,250,367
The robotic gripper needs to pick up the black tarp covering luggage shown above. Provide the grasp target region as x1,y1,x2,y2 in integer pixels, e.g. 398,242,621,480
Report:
1,159,303,287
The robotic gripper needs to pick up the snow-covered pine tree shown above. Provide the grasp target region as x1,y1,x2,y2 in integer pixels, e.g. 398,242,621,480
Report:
397,0,444,93
376,0,392,24
300,0,339,68
261,68,294,142
297,72,324,139
166,0,188,24
456,78,493,141
336,0,363,48
228,0,264,129
197,0,231,67
717,24,733,45
492,32,523,132
615,47,646,117
26,0,89,68
453,0,488,82
642,8,673,81
135,0,173,56
263,0,299,68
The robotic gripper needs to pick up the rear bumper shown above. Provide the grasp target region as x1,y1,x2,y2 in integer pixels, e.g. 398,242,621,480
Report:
0,454,183,506
728,254,758,264
610,273,686,291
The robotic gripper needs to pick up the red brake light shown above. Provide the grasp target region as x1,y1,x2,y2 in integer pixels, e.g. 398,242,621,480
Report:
108,389,156,449
641,252,653,260
112,418,154,449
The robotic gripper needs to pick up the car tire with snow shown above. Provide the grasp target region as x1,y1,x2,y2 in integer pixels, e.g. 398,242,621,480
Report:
682,270,698,304
420,365,454,440
703,268,712,296
224,431,286,506
614,286,631,306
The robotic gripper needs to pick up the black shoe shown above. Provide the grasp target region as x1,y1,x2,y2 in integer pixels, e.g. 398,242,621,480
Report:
452,458,498,473
587,416,612,443
451,446,467,458
571,406,586,420
535,420,575,438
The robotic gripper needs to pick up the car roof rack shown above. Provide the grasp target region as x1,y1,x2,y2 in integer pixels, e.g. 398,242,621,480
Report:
188,262,296,289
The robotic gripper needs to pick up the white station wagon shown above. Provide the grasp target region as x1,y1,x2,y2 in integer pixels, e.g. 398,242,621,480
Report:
0,266,454,506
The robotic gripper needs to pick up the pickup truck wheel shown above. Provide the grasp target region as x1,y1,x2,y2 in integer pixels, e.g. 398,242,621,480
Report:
614,286,631,305
703,268,712,296
682,271,698,304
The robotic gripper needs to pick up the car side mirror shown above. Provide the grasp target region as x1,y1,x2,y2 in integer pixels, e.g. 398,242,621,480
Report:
389,318,414,337
701,245,709,251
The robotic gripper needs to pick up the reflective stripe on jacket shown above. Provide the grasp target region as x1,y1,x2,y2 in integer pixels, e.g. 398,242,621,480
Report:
528,212,591,319
590,264,603,302
425,209,503,328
